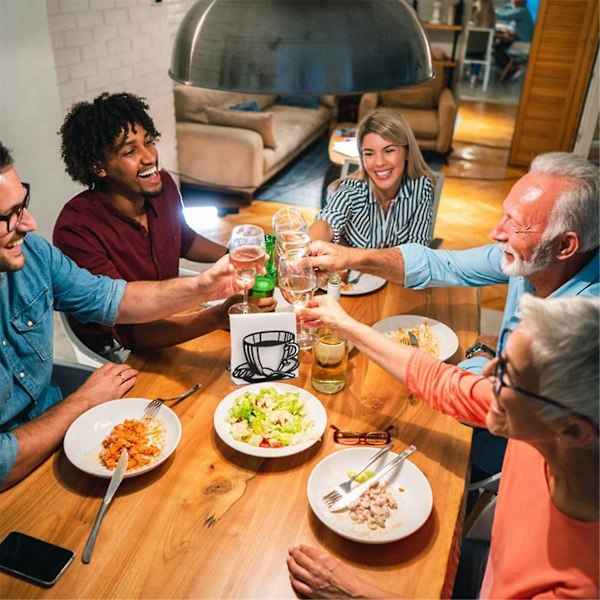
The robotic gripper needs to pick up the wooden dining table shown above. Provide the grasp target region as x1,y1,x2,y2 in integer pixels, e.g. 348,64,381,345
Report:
0,280,479,599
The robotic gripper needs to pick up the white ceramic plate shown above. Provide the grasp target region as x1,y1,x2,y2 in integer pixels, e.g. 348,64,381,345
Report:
63,398,182,478
372,314,459,361
307,447,433,544
319,272,386,296
214,382,327,457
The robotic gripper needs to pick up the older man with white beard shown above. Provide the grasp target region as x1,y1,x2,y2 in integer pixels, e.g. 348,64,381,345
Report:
307,151,599,478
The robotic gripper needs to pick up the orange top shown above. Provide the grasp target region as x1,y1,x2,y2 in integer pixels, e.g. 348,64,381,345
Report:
406,352,600,599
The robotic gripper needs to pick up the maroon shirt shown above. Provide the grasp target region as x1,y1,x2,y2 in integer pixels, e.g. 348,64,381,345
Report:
53,171,196,351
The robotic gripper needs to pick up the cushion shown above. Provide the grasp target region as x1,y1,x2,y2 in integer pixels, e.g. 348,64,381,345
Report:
229,100,259,111
318,95,337,108
381,85,436,110
276,95,320,109
204,106,277,149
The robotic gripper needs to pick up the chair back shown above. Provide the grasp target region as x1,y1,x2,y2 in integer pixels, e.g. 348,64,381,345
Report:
58,312,129,367
461,27,495,91
379,60,446,110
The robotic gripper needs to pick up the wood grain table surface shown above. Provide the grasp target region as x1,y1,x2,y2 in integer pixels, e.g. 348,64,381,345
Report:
0,282,479,599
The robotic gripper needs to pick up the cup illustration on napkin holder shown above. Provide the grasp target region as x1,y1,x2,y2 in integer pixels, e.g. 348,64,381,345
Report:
230,313,300,384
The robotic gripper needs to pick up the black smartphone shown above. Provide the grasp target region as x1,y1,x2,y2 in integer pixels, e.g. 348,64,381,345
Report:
0,531,75,587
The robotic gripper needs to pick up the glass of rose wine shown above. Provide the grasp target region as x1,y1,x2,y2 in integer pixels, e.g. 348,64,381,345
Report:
228,224,266,315
278,251,318,349
272,208,311,257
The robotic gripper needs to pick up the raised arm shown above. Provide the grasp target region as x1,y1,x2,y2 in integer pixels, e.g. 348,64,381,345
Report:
308,241,406,284
115,255,239,324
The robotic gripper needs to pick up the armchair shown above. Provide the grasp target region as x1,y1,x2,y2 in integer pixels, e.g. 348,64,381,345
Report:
357,61,457,155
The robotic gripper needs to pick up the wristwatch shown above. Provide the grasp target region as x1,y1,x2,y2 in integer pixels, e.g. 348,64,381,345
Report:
465,342,496,360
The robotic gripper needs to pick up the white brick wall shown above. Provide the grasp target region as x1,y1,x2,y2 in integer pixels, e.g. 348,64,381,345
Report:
46,0,188,174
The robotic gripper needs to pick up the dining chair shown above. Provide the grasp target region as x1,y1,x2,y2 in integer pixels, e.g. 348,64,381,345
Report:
51,359,95,398
460,27,496,91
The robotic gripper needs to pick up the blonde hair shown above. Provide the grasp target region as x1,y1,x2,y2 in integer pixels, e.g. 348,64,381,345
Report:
329,108,435,194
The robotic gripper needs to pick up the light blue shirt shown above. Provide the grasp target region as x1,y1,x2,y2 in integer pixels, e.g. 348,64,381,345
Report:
0,234,126,482
401,243,600,372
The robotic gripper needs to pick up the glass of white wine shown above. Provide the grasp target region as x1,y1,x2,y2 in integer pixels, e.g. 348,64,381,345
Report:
278,252,318,349
272,207,311,257
228,224,266,315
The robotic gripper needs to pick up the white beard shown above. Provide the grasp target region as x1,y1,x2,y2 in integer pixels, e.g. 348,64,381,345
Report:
499,240,555,277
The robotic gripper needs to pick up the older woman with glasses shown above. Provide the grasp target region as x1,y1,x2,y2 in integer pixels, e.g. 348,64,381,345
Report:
287,294,599,599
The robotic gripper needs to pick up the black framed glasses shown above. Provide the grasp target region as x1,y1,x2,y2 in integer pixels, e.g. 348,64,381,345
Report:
0,183,30,233
495,328,598,429
330,424,393,445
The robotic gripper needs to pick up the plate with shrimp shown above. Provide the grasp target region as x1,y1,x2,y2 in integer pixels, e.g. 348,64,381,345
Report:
64,398,182,478
307,447,433,544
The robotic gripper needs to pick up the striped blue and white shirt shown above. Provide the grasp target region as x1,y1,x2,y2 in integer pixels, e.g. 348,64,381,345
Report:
315,176,434,248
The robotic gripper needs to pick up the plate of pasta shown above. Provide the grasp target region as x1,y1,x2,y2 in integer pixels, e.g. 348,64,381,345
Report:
372,315,459,361
63,399,182,478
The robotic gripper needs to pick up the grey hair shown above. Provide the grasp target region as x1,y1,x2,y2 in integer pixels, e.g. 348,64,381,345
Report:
518,294,599,430
530,152,599,253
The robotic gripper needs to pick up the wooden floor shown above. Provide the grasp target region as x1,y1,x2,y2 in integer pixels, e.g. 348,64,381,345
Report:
195,99,526,312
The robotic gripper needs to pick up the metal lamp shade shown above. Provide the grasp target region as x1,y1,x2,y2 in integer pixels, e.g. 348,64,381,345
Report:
169,0,433,95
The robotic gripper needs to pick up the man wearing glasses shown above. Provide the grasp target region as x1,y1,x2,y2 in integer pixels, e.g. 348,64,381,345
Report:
308,151,599,479
0,141,240,490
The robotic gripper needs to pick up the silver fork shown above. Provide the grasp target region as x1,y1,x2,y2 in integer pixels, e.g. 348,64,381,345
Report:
322,442,392,506
346,270,363,285
142,383,202,421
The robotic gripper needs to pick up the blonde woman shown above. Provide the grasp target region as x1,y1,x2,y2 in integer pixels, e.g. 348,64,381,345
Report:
310,108,436,248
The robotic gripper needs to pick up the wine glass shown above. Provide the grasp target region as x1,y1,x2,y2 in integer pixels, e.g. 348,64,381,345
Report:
272,207,310,257
228,224,266,315
278,252,318,349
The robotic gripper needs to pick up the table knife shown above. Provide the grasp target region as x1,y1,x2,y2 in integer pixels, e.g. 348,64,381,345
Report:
82,448,128,564
329,445,417,512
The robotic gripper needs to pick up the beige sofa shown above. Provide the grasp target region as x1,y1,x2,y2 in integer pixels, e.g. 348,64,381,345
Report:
174,86,337,199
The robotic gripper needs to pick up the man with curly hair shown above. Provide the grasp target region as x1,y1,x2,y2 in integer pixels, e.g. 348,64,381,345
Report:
0,141,241,489
53,92,274,359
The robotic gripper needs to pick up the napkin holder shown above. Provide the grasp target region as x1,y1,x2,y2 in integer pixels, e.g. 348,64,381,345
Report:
229,313,299,385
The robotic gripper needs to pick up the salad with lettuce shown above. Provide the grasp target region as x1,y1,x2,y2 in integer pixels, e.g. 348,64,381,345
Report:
227,386,316,448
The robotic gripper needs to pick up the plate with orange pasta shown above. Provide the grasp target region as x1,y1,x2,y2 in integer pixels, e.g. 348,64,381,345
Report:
63,399,182,478
372,315,459,362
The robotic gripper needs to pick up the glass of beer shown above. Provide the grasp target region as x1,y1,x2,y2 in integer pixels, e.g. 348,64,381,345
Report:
311,327,348,394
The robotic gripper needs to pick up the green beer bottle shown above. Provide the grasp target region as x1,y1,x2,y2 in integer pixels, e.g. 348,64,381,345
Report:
250,234,276,298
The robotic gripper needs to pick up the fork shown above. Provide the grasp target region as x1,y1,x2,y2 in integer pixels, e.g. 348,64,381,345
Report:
322,442,393,506
346,270,363,285
142,383,202,421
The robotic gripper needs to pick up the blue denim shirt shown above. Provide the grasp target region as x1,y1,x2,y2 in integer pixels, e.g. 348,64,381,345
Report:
0,234,125,482
401,243,600,372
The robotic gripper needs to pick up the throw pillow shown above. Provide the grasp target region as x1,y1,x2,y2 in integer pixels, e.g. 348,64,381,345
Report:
205,106,277,149
276,95,320,109
228,100,259,111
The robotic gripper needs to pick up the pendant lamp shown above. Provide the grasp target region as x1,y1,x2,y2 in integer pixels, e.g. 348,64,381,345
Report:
169,0,433,94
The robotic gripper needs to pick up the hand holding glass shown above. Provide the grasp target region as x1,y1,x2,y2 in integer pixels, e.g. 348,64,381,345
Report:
228,224,266,315
272,207,310,257
278,253,318,349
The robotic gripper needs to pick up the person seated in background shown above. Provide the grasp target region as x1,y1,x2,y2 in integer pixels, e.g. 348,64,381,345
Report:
288,293,599,599
309,108,435,248
308,152,599,481
493,0,534,82
0,142,243,489
53,92,274,360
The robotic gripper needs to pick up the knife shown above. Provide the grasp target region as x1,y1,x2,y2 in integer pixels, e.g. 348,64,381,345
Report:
329,445,417,512
82,448,128,564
